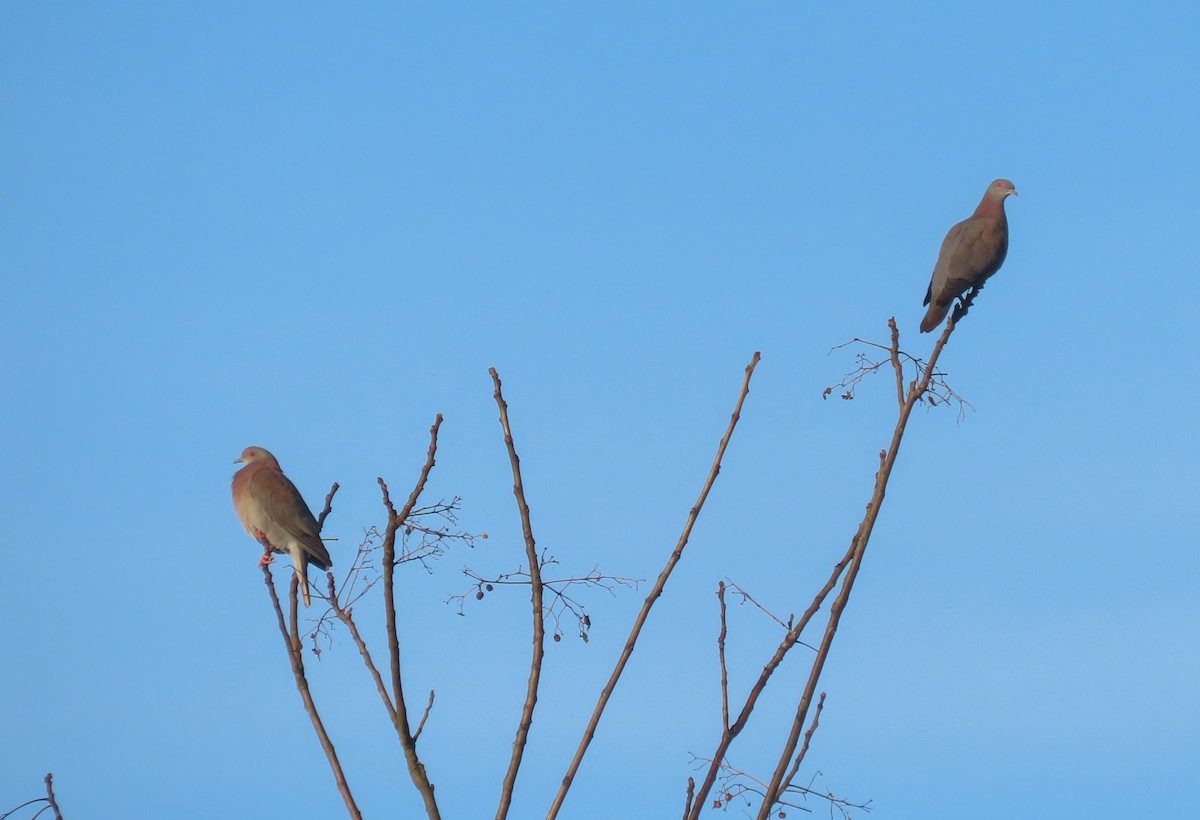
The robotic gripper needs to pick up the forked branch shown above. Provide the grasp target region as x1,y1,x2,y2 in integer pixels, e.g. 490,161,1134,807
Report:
378,416,445,819
753,316,958,818
0,773,65,820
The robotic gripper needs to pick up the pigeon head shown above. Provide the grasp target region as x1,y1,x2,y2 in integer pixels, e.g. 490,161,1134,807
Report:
234,445,277,465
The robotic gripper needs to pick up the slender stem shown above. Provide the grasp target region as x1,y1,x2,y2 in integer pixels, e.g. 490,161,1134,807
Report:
547,352,761,820
889,320,905,409
489,369,545,820
717,583,730,731
781,692,825,790
413,690,436,742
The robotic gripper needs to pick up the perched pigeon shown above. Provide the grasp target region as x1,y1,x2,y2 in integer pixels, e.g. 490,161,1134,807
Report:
920,179,1018,333
231,446,332,607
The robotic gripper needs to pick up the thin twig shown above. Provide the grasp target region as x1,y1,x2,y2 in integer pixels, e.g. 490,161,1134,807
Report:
823,321,971,418
781,692,825,790
449,564,640,642
0,797,45,820
547,352,761,820
413,690,436,742
317,483,340,529
489,368,545,820
724,581,814,644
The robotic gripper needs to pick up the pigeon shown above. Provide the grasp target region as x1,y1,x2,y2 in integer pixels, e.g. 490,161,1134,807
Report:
921,179,1017,333
231,446,332,607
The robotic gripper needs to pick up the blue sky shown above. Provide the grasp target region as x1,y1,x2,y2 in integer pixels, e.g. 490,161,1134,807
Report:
3,3,1197,818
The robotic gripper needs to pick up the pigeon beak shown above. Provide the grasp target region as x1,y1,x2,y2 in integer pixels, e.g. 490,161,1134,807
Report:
233,456,245,464
1008,189,1018,197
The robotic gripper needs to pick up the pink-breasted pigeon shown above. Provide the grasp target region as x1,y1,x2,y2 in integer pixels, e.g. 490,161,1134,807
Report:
920,179,1018,333
231,446,333,607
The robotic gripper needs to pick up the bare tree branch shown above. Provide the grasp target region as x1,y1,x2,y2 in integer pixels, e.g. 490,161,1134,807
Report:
325,572,398,727
888,320,905,410
0,773,63,820
717,583,730,732
691,316,962,819
755,316,959,818
489,368,545,820
547,351,762,820
292,423,457,818
262,560,361,819
379,415,445,819
687,538,858,817
413,690,436,743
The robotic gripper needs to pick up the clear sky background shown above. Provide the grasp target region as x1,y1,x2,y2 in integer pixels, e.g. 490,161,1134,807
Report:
3,3,1197,819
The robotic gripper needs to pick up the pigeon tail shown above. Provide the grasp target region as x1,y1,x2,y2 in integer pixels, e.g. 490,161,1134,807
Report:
291,549,313,607
920,301,949,333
